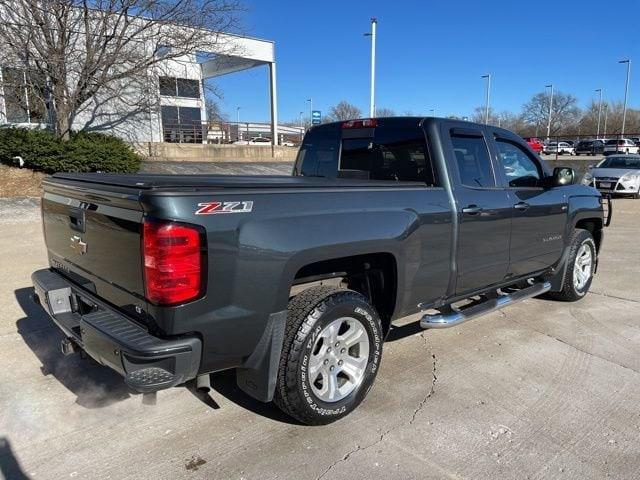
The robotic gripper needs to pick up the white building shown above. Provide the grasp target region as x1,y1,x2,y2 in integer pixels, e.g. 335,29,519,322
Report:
0,31,279,145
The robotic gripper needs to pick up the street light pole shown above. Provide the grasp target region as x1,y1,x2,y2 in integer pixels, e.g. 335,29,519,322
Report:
482,74,491,124
364,18,377,117
236,106,241,141
429,108,435,117
299,111,304,139
306,98,313,125
603,104,608,137
619,59,630,136
595,88,603,139
545,84,554,141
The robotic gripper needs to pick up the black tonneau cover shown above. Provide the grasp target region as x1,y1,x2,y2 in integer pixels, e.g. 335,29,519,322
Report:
50,173,424,190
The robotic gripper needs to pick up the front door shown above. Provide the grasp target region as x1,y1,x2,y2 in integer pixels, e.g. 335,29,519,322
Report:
489,132,568,277
444,124,512,294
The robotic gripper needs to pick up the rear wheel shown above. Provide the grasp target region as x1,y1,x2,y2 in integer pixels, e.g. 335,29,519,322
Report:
274,286,383,425
547,229,596,301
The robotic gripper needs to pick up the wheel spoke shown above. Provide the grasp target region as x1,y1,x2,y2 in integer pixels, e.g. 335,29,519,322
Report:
327,371,339,401
341,324,366,347
308,354,324,379
340,355,367,380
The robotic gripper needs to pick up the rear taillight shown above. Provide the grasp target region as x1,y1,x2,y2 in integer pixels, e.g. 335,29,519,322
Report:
142,220,204,305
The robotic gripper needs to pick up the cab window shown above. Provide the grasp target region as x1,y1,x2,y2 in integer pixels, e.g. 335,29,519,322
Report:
495,140,543,188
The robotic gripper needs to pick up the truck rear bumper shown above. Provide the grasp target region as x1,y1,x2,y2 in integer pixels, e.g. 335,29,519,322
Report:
31,269,202,393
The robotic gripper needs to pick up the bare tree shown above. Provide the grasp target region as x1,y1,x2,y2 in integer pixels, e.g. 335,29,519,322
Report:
375,107,395,117
328,100,362,121
521,91,581,136
205,97,228,124
0,0,243,140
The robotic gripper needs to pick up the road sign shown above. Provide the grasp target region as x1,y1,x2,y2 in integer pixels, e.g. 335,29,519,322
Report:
311,110,322,125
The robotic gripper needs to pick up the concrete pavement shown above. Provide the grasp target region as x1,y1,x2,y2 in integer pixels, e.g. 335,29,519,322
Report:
1,195,639,480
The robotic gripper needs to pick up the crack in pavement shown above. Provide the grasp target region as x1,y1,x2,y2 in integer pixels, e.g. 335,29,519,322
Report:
316,332,437,480
503,310,640,376
590,290,640,304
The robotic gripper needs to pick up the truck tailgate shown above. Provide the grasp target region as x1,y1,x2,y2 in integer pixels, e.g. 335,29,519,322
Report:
42,178,146,314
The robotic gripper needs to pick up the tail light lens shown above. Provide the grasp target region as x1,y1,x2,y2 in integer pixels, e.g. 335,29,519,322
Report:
142,220,204,305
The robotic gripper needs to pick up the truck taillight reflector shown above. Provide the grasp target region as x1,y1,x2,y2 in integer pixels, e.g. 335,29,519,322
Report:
143,220,203,305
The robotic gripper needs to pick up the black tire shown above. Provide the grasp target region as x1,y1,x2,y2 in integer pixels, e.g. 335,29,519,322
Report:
273,286,383,425
547,229,596,302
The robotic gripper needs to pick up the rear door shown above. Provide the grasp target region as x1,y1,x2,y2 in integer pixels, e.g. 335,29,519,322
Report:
442,123,512,294
487,129,567,276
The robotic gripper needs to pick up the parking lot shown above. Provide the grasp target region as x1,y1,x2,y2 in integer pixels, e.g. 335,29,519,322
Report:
1,194,639,480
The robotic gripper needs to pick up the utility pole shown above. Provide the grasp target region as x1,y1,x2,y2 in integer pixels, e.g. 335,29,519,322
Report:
595,88,603,139
619,59,631,136
364,18,377,117
545,84,554,141
482,74,491,124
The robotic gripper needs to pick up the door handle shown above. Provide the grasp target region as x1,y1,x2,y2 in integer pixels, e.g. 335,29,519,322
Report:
462,205,483,215
513,202,530,211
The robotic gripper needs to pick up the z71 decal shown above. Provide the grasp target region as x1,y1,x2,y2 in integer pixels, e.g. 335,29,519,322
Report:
195,201,254,215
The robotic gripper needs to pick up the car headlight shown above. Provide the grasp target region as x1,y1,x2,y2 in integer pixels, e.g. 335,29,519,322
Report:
581,172,594,185
620,172,640,185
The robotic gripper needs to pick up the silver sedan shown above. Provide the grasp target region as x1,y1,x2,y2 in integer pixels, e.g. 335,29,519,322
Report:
581,155,640,198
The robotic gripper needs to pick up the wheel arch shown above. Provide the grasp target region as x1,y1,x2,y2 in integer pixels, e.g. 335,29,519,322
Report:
288,252,399,336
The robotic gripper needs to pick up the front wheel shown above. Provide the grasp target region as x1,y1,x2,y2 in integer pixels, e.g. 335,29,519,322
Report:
547,229,596,301
274,286,383,425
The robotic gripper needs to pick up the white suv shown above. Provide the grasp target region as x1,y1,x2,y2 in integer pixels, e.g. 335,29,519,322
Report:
604,139,639,155
544,141,575,155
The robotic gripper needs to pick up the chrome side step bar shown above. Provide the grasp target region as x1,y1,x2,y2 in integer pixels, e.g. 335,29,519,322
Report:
420,281,551,329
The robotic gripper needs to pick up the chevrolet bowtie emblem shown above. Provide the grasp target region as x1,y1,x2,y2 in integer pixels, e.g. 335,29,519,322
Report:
70,235,87,255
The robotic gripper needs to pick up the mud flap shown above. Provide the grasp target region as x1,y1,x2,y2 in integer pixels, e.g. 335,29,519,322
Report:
236,310,287,402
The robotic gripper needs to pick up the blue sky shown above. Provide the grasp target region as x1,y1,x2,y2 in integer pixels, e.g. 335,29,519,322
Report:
211,0,639,123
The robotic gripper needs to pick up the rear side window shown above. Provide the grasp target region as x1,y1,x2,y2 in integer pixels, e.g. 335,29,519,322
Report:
293,128,340,177
450,133,495,188
340,127,437,185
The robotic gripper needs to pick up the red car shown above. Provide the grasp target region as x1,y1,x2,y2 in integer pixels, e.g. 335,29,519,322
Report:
523,137,544,154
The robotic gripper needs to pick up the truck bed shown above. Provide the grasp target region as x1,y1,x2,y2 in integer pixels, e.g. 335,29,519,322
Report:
51,173,425,191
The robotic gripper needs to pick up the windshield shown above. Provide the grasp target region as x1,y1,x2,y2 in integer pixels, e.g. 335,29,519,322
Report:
597,156,640,169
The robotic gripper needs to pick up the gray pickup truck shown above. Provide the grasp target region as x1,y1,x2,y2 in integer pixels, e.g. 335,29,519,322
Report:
32,117,609,425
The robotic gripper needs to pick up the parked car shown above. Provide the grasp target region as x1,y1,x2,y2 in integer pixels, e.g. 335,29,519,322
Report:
544,141,576,155
582,154,640,198
523,137,544,154
32,117,606,425
575,140,605,156
603,138,639,155
233,136,272,145
281,140,296,147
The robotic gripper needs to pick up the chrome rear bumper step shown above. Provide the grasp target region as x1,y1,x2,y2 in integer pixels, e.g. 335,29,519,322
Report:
420,281,551,329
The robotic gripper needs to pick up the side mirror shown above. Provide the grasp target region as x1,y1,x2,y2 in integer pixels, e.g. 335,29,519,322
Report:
553,167,575,186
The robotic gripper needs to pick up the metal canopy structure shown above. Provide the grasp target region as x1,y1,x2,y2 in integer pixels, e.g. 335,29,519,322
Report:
199,33,278,145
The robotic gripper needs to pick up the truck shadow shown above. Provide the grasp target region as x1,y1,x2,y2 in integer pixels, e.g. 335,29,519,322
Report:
15,287,299,422
0,437,30,480
14,287,132,409
206,370,303,425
